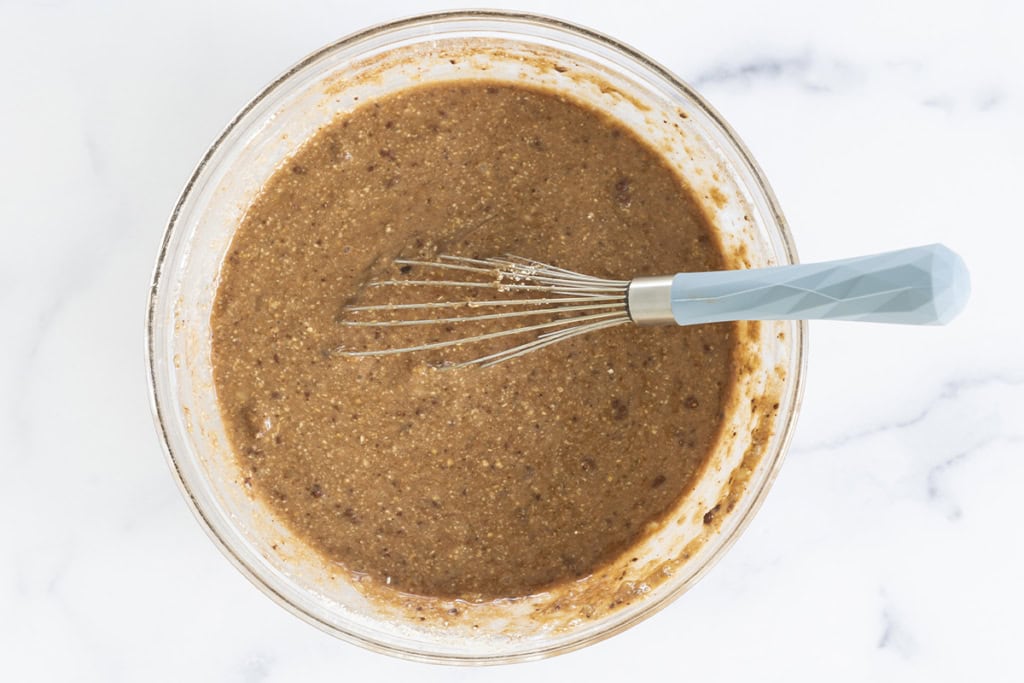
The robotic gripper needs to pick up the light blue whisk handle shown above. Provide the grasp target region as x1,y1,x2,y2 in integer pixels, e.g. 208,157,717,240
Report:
630,244,970,326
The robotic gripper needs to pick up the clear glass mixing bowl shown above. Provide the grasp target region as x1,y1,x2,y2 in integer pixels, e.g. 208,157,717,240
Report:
146,10,806,664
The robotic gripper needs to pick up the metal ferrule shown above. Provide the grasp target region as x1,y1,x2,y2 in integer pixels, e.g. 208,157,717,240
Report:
626,276,675,325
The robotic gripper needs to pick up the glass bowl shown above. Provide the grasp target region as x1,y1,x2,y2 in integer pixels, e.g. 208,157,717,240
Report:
146,10,806,664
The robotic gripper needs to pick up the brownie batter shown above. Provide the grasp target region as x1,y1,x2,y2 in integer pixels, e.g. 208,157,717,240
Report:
211,82,738,600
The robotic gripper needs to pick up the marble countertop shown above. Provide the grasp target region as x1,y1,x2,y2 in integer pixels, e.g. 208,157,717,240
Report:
2,0,1021,680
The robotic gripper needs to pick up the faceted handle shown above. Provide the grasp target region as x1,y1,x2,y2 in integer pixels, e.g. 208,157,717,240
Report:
669,244,970,325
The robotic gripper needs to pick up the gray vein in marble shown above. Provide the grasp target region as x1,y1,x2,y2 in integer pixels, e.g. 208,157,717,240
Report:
692,51,1012,115
878,596,918,657
694,54,811,84
7,256,103,458
46,565,119,683
119,477,181,534
241,654,273,683
792,374,1024,455
927,433,1024,521
922,89,1008,113
5,120,125,464
976,90,1006,111
921,95,957,113
926,446,972,521
83,130,107,179
5,292,66,456
792,374,1022,522
45,547,75,596
692,52,859,93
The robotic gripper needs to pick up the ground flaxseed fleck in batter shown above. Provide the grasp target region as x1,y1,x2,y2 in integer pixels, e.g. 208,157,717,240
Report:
211,81,739,600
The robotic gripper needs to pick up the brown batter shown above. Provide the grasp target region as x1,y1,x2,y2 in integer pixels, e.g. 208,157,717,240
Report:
211,81,738,600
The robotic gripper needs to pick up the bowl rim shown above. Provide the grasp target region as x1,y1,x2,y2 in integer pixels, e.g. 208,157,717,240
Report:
145,8,808,665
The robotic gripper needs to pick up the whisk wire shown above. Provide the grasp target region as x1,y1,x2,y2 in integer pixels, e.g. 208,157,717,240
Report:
338,254,632,366
341,301,625,327
344,295,625,312
339,310,628,358
461,316,630,367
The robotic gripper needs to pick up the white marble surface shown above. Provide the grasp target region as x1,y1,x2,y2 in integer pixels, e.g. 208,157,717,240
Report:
2,0,1021,680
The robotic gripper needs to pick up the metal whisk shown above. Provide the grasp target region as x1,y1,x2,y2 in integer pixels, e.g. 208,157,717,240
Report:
338,244,969,367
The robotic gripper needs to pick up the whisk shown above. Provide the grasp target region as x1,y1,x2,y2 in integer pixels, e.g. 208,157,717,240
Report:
338,244,969,367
